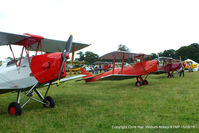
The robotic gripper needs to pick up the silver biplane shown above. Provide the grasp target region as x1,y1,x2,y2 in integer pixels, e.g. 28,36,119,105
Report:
0,31,90,116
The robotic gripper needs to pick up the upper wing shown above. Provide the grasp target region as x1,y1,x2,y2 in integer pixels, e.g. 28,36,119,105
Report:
0,31,90,53
98,74,138,80
29,39,90,53
100,51,146,60
0,31,29,45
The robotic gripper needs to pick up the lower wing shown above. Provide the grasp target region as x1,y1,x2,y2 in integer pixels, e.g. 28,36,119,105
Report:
44,75,85,86
98,74,138,80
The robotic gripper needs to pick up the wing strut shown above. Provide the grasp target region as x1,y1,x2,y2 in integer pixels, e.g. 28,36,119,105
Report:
121,53,125,74
9,45,18,66
8,38,45,67
25,41,31,65
112,57,116,74
35,40,43,55
18,46,25,66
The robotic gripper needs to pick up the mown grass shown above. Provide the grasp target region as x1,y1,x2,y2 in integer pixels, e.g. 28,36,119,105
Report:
0,72,199,132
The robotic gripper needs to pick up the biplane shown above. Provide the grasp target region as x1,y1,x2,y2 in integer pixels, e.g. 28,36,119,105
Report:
154,57,183,78
79,51,158,87
93,61,112,72
0,31,90,116
184,59,198,71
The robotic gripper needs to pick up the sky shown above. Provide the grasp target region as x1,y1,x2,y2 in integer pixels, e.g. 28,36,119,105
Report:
0,0,199,60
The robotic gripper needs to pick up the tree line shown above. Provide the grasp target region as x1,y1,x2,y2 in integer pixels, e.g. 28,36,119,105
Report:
150,43,199,62
75,44,129,64
76,43,199,64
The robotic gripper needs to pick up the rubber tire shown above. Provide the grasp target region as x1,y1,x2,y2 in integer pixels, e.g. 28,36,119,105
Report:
142,80,148,85
43,96,55,108
8,102,22,116
135,81,142,87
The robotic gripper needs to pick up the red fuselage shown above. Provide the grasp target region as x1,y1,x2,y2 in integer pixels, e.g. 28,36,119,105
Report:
158,62,181,72
83,60,158,82
101,64,112,71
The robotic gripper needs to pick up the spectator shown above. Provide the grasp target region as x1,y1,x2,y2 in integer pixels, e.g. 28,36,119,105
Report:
179,63,185,77
188,63,192,72
94,65,98,74
99,64,102,73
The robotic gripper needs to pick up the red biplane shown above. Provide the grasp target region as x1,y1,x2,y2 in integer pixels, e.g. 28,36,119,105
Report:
154,57,183,78
80,51,158,87
93,61,112,72
0,31,90,116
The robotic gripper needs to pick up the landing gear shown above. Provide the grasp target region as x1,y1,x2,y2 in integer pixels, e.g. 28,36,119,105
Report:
8,102,22,116
168,72,174,78
142,80,148,85
135,75,149,87
43,96,55,108
135,81,142,87
8,83,54,116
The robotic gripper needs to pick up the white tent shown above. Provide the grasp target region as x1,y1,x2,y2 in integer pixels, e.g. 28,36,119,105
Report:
184,59,199,71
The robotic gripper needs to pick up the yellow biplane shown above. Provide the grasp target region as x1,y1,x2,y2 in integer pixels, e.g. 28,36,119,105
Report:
184,60,198,71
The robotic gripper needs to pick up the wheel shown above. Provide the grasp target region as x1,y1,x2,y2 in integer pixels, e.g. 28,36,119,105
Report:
142,80,148,85
43,96,55,108
168,72,174,78
8,102,22,116
135,81,142,87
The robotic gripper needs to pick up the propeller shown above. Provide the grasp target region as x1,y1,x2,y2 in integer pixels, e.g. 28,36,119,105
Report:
57,34,73,86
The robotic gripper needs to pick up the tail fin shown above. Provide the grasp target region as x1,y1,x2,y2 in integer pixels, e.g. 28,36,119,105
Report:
81,67,93,78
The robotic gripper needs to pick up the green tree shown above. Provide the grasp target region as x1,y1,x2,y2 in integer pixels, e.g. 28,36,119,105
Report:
6,57,13,60
161,49,176,58
76,51,84,61
150,53,157,60
117,44,130,52
176,43,199,62
84,51,100,65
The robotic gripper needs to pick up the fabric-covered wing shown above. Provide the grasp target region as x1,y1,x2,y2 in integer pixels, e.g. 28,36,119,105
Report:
76,76,94,81
29,38,90,53
0,32,29,45
0,31,90,53
152,70,167,74
100,51,146,60
159,57,174,61
98,74,138,80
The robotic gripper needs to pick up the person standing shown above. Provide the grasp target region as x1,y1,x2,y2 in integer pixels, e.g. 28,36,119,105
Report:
188,63,192,72
99,64,102,73
179,63,185,77
94,65,98,74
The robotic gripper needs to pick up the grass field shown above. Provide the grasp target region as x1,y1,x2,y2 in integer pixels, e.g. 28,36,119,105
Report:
0,71,199,132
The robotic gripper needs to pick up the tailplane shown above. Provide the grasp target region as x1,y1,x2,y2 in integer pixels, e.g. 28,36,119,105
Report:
76,67,95,82
80,67,93,78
